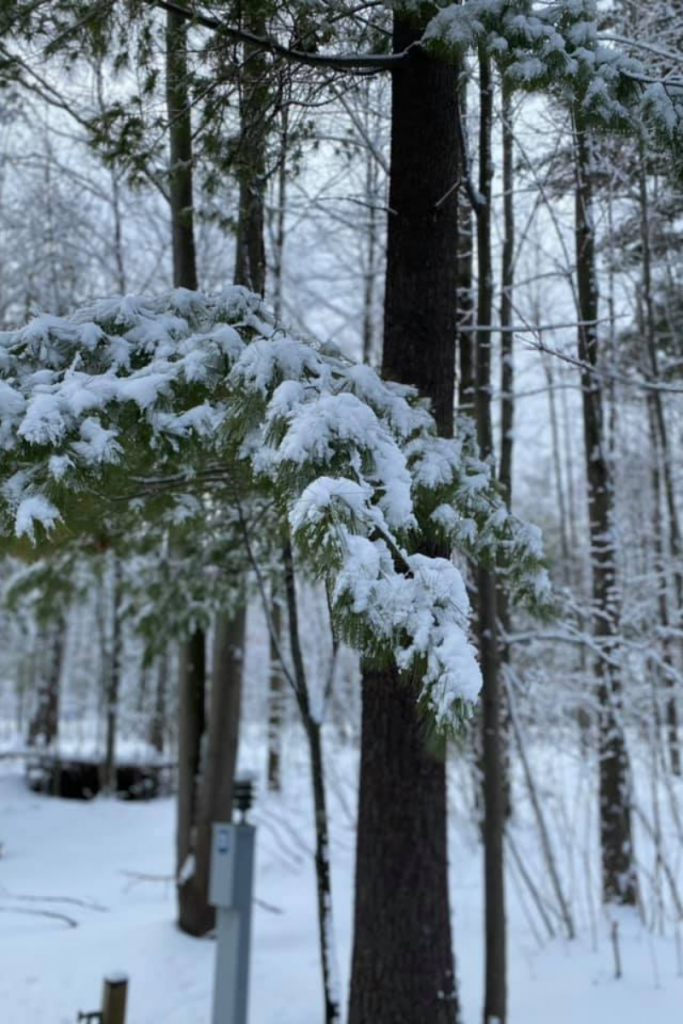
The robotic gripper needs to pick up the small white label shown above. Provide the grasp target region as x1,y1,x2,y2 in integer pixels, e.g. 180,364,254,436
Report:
217,827,231,855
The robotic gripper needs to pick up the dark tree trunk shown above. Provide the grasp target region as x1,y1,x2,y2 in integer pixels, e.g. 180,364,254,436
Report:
176,627,209,935
282,542,340,1023
165,6,212,934
101,555,123,795
499,81,515,506
638,148,681,776
348,14,460,1024
181,609,246,936
475,51,506,1024
574,114,637,906
166,7,198,293
234,6,268,296
456,70,474,413
27,618,64,748
497,78,516,820
267,595,284,791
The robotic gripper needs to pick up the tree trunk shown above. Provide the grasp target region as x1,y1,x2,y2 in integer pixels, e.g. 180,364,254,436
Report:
475,50,506,1024
183,609,246,936
456,70,474,413
348,15,460,1024
176,627,208,934
166,4,211,934
166,7,198,293
267,595,284,791
638,146,681,776
574,113,637,905
282,542,341,1023
27,617,64,748
234,7,267,296
101,554,123,796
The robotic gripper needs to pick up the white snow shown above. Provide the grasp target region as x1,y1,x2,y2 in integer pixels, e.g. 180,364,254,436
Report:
1,739,682,1024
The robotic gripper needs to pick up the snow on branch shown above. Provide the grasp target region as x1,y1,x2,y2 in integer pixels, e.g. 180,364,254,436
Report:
424,0,683,145
0,286,549,727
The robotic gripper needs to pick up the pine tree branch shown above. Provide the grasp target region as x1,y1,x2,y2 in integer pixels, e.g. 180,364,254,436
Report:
148,0,415,73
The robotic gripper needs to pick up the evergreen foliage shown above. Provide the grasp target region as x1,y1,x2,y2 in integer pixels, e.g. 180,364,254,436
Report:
0,285,548,725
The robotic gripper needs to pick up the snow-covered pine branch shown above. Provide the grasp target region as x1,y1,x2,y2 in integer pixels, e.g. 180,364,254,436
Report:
0,285,549,726
424,0,683,146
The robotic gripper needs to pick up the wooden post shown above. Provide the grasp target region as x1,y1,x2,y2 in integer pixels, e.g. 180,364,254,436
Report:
102,974,128,1024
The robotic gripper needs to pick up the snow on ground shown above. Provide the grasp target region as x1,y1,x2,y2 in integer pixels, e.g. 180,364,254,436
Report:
1,735,682,1023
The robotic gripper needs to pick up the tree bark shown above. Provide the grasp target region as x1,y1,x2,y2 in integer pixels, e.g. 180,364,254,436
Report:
638,146,681,776
176,627,209,934
348,15,460,1024
475,51,506,1024
574,112,637,905
178,609,246,936
101,554,123,796
166,6,198,292
234,5,268,296
27,617,64,748
267,594,284,791
166,4,210,934
282,542,340,1023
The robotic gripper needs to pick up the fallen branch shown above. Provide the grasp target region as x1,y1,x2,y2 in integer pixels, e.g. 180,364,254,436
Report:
0,888,108,912
0,906,77,928
120,870,283,914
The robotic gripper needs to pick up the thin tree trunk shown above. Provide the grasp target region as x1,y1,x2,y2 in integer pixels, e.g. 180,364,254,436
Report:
647,401,679,777
499,81,514,506
574,112,637,905
542,353,571,576
361,89,380,366
166,7,198,293
176,627,208,934
456,69,474,413
27,617,65,749
475,50,506,1024
234,7,267,296
166,4,209,934
349,16,460,1024
101,554,123,796
182,608,246,937
267,595,284,791
282,543,340,1024
271,100,288,321
638,146,681,776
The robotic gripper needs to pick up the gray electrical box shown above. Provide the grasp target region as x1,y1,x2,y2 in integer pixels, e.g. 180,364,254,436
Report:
209,820,256,1024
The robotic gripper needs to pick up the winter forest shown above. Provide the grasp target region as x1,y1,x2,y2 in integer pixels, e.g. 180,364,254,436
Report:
1,0,683,1022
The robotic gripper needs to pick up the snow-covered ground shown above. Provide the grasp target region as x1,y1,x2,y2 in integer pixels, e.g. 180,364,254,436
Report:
1,738,682,1024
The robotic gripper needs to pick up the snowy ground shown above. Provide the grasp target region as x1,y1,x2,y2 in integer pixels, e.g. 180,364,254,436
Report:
1,736,682,1023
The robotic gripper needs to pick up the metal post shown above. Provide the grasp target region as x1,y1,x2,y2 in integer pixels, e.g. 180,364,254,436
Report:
101,974,128,1024
209,778,257,1024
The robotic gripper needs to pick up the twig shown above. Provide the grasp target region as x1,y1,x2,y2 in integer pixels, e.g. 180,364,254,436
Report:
0,889,108,912
0,906,77,928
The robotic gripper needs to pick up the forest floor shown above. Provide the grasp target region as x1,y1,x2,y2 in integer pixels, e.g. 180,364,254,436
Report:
0,737,682,1023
